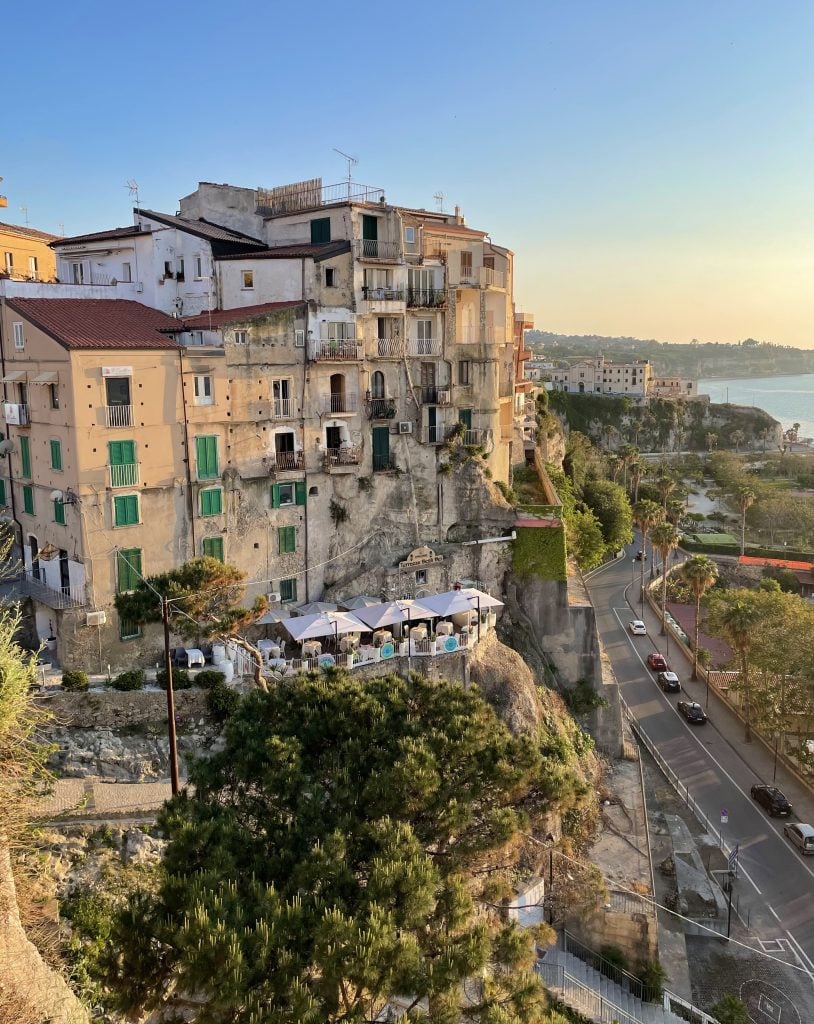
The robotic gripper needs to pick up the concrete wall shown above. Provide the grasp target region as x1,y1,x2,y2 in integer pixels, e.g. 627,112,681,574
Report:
38,687,210,728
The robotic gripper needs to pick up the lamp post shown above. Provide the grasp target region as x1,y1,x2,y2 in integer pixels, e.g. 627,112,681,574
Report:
161,595,180,796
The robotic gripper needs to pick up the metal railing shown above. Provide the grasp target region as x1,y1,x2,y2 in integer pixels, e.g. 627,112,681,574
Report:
371,336,404,358
462,429,486,446
108,463,139,488
322,393,358,414
272,397,294,419
105,404,133,428
323,446,362,469
256,180,385,214
373,453,396,472
535,962,645,1024
421,425,446,444
563,932,649,1002
407,288,446,308
455,266,477,286
407,337,440,356
457,325,506,344
271,450,305,472
309,340,362,361
361,286,405,302
480,266,505,288
18,571,86,609
353,239,400,261
415,386,450,405
366,398,397,420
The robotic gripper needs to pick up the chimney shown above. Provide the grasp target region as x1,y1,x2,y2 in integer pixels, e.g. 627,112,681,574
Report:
454,205,465,225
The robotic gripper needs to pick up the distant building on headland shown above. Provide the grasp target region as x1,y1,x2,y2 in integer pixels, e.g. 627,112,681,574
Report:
549,354,652,397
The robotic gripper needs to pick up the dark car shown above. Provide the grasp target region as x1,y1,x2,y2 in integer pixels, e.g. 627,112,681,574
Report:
677,700,707,724
647,652,668,671
751,784,793,817
658,671,681,693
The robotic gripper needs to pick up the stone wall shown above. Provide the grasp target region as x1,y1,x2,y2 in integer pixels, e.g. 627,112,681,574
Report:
568,900,659,967
37,688,210,729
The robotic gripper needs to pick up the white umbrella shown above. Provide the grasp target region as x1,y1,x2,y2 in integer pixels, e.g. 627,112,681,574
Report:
295,600,337,616
351,600,434,630
283,611,364,642
256,607,293,625
419,591,476,617
341,595,382,610
459,588,504,610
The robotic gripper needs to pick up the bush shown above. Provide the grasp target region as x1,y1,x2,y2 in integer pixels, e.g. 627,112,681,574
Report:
207,682,240,723
155,667,192,690
111,668,145,691
637,960,667,1002
709,995,750,1024
61,670,89,692
194,669,226,690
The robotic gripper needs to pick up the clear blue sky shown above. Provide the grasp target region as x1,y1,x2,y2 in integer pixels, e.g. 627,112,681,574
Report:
4,1,813,345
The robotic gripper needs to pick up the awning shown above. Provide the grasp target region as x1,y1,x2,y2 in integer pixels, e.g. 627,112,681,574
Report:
0,371,26,383
31,371,59,385
283,611,365,642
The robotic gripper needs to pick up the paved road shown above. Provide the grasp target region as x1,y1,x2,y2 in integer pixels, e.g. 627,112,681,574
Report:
585,541,814,976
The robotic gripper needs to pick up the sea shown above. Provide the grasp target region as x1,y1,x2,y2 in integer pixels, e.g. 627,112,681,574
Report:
698,373,814,442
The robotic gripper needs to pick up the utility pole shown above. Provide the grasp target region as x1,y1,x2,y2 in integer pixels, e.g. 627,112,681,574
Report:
162,596,180,795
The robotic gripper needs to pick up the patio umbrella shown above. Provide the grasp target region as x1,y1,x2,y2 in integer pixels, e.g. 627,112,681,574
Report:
419,590,477,617
351,600,435,630
283,611,365,642
294,600,338,616
255,607,293,625
341,595,382,610
459,588,504,610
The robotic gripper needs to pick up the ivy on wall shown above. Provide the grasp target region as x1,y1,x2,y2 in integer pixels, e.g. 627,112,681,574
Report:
513,524,568,582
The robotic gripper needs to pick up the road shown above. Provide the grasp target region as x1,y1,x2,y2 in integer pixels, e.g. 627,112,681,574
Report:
585,541,814,976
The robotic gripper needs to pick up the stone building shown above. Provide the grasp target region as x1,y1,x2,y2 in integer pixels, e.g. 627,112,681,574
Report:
549,354,652,397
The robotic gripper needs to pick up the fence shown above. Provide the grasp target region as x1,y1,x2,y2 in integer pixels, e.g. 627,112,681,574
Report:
536,961,645,1024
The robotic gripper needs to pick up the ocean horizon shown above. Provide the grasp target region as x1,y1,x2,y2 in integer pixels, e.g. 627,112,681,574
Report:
698,372,814,440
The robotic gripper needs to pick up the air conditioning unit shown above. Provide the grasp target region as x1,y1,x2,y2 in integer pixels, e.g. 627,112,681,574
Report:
294,330,305,348
267,591,282,604
86,611,107,627
398,421,413,434
135,282,144,293
437,389,451,405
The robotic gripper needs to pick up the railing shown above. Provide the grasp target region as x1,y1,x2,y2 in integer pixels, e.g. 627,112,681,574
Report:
105,404,133,428
455,265,478,286
272,397,294,419
361,287,405,302
480,266,505,288
322,393,358,414
563,932,649,1003
535,962,645,1024
407,337,440,356
371,336,404,358
373,453,396,472
366,398,397,420
407,288,446,308
18,571,86,609
457,325,506,344
323,446,362,469
109,463,139,488
309,340,362,361
415,386,450,405
256,180,385,214
353,239,400,261
516,502,563,518
462,429,486,446
271,450,304,472
421,426,446,444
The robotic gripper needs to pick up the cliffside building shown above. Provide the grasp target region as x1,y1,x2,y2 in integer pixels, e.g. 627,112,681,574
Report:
549,355,652,397
0,221,58,284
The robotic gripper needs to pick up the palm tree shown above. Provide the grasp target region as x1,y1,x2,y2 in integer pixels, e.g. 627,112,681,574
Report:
650,522,682,636
607,454,621,484
601,423,619,451
706,432,718,452
679,555,719,681
730,429,745,453
618,443,638,491
630,418,644,446
633,499,664,606
712,598,761,741
629,460,643,502
656,474,676,512
735,485,756,556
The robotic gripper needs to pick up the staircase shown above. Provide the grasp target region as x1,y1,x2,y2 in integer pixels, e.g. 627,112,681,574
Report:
537,947,710,1024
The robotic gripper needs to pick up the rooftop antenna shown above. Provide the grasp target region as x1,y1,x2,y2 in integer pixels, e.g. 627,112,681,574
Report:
333,148,358,199
20,205,29,226
125,179,141,212
434,190,445,213
58,222,65,236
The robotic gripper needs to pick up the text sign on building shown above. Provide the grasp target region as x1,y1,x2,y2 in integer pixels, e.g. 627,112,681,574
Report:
101,366,133,377
3,402,21,425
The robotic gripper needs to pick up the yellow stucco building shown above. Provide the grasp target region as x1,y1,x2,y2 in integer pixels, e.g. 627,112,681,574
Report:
0,221,58,282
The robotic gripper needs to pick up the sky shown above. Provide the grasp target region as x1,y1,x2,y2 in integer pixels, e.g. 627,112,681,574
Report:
3,1,813,347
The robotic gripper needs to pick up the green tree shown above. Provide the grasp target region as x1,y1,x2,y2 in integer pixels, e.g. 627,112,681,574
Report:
655,473,676,512
629,460,643,502
569,507,607,571
735,485,756,556
582,479,634,552
706,432,718,452
708,595,762,741
730,429,745,453
115,556,269,688
709,994,750,1024
107,672,564,1022
650,522,681,636
632,499,664,601
679,555,719,680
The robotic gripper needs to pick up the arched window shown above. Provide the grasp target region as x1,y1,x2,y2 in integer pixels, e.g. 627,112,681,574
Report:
371,371,385,399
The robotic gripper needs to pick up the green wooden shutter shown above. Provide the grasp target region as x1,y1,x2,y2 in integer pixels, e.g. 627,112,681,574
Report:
195,435,219,479
295,481,306,506
50,439,63,471
114,494,139,526
203,536,224,562
53,499,66,525
109,440,136,465
200,488,223,516
271,484,281,509
310,217,331,244
19,436,31,478
0,480,6,506
278,526,296,554
372,426,390,471
458,409,473,429
362,215,378,241
22,485,34,515
117,548,142,592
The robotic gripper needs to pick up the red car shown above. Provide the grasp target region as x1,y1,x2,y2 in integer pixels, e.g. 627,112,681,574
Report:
647,653,668,672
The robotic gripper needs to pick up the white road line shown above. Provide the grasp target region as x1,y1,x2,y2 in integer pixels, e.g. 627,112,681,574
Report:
768,904,781,922
786,929,814,979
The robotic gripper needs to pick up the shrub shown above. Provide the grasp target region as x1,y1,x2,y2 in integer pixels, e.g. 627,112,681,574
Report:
637,960,667,1002
111,668,145,692
194,669,226,690
494,480,518,504
709,995,749,1024
155,667,192,690
207,682,240,723
61,670,89,692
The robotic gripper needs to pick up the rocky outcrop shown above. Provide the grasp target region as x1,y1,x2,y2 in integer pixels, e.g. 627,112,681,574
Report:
469,631,543,735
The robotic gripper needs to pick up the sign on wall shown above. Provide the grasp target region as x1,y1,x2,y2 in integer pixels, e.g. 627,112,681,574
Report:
101,366,133,377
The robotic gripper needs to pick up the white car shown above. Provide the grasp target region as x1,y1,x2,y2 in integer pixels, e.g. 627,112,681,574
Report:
629,620,647,635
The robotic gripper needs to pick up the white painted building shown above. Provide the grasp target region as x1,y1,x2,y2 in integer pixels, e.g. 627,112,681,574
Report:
549,355,651,396
648,375,698,399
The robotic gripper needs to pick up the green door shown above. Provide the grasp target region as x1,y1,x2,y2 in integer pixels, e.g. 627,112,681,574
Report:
458,408,473,430
372,426,390,472
362,215,378,241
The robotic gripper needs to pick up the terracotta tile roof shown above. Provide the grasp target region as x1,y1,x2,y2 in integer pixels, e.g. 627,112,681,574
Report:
422,222,487,238
0,220,60,242
53,225,147,247
181,301,304,329
139,209,265,246
6,298,181,350
215,241,351,262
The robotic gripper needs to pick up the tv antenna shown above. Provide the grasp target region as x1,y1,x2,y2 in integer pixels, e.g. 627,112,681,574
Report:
333,148,358,199
434,190,445,212
125,179,141,211
19,205,29,226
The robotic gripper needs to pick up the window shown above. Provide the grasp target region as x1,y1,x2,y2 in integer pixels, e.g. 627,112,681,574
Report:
22,485,34,516
363,268,393,296
193,375,213,405
120,616,142,640
327,321,354,341
324,267,335,287
200,487,223,516
50,439,63,471
278,525,296,554
19,436,31,478
3,252,12,273
416,319,434,353
71,262,85,284
28,256,38,278
241,270,254,290
105,375,131,407
0,480,5,506
116,548,142,593
163,260,173,279
202,536,224,562
310,217,331,244
49,383,59,410
460,251,472,275
458,360,471,385
113,494,139,527
108,440,137,487
483,255,495,270
121,262,132,282
271,378,291,417
404,226,415,244
195,435,219,479
280,577,298,603
415,569,427,585
371,371,385,400
193,332,204,346
234,330,247,345
12,322,24,350
53,498,66,525
176,258,185,281
194,255,203,279
271,481,306,508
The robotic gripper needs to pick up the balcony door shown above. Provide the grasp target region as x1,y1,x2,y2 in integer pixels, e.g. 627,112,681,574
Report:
105,376,130,407
59,549,70,593
29,535,40,581
372,426,390,471
362,215,378,242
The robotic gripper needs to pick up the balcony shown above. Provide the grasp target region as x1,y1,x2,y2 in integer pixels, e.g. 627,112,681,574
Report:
109,463,140,488
415,386,451,406
309,339,362,362
457,326,506,345
369,336,404,359
461,429,488,446
407,338,440,357
272,397,295,419
455,266,478,287
322,392,358,415
353,239,401,262
420,425,447,445
480,267,505,288
256,180,385,215
407,288,446,308
105,404,133,428
270,450,305,472
17,570,86,609
361,287,405,303
366,397,397,420
323,446,362,471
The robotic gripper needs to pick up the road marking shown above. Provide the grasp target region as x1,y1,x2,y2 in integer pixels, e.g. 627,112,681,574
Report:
785,930,814,983
768,904,781,923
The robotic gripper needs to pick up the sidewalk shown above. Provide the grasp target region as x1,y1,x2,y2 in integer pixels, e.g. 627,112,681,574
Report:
36,777,173,820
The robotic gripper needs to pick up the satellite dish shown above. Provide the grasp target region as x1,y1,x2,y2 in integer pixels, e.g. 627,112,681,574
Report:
0,439,15,456
50,490,64,502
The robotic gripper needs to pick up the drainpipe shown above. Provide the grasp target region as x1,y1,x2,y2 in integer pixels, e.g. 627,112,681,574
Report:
177,347,196,557
460,531,516,547
0,299,24,560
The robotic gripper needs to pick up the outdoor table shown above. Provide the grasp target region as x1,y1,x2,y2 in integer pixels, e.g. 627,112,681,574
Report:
258,639,280,661
410,625,428,641
436,621,454,637
373,629,393,647
186,648,205,668
302,640,322,659
340,636,359,653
